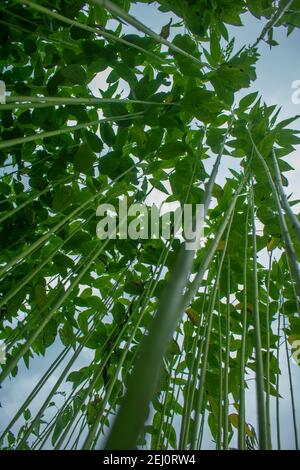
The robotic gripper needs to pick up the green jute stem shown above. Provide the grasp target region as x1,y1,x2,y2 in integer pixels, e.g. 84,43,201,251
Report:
250,182,268,450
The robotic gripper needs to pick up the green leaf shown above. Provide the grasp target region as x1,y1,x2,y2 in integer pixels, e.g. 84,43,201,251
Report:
67,367,90,385
167,338,180,355
246,0,263,18
52,415,65,446
156,141,187,160
74,144,96,175
52,186,75,212
84,130,103,152
149,178,169,195
61,64,87,85
171,34,203,77
0,182,10,195
182,88,224,123
239,91,259,110
100,122,116,147
34,284,47,308
23,408,31,421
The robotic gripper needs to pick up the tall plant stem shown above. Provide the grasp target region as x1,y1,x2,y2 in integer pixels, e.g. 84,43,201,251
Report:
4,254,85,350
250,182,268,450
0,113,143,150
57,244,170,449
272,150,300,242
196,400,207,449
247,127,300,308
179,287,207,449
97,161,200,450
185,305,209,450
0,346,71,442
53,322,125,450
172,171,247,447
238,204,249,449
217,290,223,450
283,315,299,450
16,306,111,449
276,306,281,450
156,332,181,449
0,211,96,311
1,267,126,444
203,121,233,215
191,212,235,449
223,256,231,450
32,382,83,450
3,95,178,108
69,416,87,450
40,263,132,450
0,164,136,279
182,166,250,308
0,174,72,225
178,168,250,449
14,0,162,63
102,141,229,449
102,245,195,450
252,0,294,48
265,252,273,449
81,247,172,451
89,0,204,68
0,238,111,385
164,369,184,449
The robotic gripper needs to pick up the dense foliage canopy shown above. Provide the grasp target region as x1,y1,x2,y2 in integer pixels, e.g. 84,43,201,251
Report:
0,0,300,451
